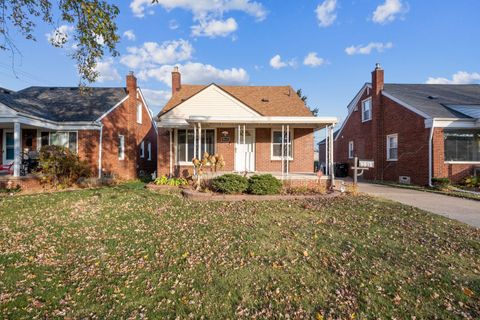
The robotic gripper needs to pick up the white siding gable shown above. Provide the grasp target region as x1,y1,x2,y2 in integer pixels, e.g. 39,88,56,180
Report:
161,85,261,120
0,102,18,116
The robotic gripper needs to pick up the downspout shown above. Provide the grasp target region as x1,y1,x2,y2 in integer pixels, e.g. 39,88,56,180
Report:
169,129,173,176
98,122,103,178
428,119,435,187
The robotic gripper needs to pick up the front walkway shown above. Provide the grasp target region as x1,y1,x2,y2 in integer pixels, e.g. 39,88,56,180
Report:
357,182,480,228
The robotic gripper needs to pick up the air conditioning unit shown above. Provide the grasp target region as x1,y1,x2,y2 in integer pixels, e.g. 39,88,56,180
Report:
399,176,411,185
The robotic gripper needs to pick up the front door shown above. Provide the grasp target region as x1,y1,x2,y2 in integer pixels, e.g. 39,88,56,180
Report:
235,129,255,172
3,131,14,165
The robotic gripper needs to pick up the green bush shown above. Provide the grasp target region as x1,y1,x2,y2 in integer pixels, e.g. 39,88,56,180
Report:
154,175,188,186
247,174,282,195
211,174,248,194
37,145,91,187
431,177,450,187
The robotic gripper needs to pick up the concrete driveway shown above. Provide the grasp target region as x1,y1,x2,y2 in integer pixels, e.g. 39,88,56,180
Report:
356,182,480,228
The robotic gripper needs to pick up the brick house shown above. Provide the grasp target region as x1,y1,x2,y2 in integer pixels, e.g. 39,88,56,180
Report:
0,73,157,180
320,64,480,186
156,67,337,179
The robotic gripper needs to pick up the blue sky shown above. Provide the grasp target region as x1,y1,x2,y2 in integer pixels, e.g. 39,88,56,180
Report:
1,0,479,125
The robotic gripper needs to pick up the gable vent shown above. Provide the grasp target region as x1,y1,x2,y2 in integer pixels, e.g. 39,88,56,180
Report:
261,98,269,102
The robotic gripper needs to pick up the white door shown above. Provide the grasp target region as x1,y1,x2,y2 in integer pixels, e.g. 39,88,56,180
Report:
3,130,14,165
235,129,255,172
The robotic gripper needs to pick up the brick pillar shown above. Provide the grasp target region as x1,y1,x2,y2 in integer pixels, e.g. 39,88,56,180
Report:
371,63,384,180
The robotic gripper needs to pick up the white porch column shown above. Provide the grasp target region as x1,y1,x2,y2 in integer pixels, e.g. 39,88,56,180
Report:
243,124,246,172
328,125,335,185
281,125,285,178
286,125,290,176
197,123,202,159
169,129,173,176
193,124,197,159
325,128,329,175
13,122,21,177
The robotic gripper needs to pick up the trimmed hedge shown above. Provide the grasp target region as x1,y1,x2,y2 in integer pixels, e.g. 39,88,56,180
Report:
431,177,450,187
247,174,282,195
211,174,249,194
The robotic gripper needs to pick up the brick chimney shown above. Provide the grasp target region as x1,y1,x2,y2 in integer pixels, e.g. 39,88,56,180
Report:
126,71,137,95
172,66,181,95
371,63,384,96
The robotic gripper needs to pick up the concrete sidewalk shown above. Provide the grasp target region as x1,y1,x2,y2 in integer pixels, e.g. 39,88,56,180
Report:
356,182,480,228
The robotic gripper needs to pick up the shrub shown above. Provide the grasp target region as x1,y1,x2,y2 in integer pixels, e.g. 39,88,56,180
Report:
37,146,91,187
431,177,450,187
154,175,188,186
247,174,282,195
211,174,248,194
461,175,480,189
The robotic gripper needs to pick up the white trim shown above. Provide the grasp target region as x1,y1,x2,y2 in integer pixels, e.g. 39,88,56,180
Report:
0,114,101,130
140,140,145,158
382,91,431,119
96,96,129,122
118,134,125,160
175,127,216,165
234,127,256,172
147,142,152,161
386,133,398,161
187,115,337,126
445,161,480,164
2,129,14,165
38,130,80,154
348,140,354,159
271,128,293,161
426,118,478,128
137,88,158,134
334,83,371,141
361,97,372,122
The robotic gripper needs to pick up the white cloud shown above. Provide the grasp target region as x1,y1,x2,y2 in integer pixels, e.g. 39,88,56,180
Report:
138,63,249,86
191,17,238,38
123,30,136,41
130,0,267,21
95,58,121,82
372,0,408,24
426,71,480,84
169,19,179,30
269,54,296,69
303,52,326,67
46,25,74,47
315,0,337,27
345,42,393,55
141,89,171,113
120,39,194,69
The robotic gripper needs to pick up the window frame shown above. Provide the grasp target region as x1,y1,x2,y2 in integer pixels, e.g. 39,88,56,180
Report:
140,140,145,158
176,128,216,165
39,131,78,154
348,140,354,159
118,135,125,160
361,98,372,122
147,142,152,161
136,104,142,124
386,133,398,161
444,129,480,163
271,129,294,161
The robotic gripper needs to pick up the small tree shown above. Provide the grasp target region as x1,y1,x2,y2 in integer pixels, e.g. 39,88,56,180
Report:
192,152,225,191
296,89,319,116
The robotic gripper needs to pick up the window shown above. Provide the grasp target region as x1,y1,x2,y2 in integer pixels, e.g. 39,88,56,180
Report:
118,135,125,160
177,129,215,163
136,104,142,124
140,141,145,158
272,130,293,160
40,131,77,152
147,142,152,161
362,98,372,122
348,141,354,159
386,134,398,161
444,130,480,162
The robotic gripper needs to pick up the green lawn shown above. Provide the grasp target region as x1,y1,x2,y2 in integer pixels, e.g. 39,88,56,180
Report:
0,183,479,319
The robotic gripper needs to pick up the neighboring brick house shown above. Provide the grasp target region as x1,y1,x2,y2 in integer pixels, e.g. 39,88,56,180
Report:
156,67,337,179
0,73,157,179
320,64,480,186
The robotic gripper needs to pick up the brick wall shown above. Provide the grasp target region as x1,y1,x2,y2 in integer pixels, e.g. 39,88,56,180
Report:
78,130,100,176
217,128,235,171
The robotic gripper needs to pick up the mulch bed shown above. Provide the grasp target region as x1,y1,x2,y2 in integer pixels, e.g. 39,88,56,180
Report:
181,188,338,201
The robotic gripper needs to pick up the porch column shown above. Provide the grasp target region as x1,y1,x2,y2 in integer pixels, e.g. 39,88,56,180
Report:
281,125,285,178
243,124,246,172
286,125,290,176
193,124,197,159
197,123,202,159
325,128,329,175
328,125,335,185
13,122,21,177
169,129,173,176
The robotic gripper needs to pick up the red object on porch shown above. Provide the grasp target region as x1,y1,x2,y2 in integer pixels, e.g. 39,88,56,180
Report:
0,163,14,174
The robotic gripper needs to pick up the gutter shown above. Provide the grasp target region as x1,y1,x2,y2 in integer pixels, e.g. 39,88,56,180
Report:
428,119,435,187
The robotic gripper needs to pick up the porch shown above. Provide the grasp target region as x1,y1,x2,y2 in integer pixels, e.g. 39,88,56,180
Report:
157,115,337,182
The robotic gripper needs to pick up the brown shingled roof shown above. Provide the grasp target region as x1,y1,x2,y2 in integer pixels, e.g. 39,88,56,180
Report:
158,84,314,117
